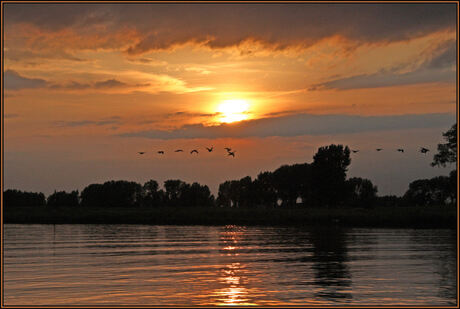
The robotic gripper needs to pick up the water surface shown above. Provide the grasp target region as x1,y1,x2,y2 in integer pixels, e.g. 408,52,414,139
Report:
3,224,457,306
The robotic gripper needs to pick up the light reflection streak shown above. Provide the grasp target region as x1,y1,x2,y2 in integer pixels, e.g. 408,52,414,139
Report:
212,262,258,306
209,226,261,305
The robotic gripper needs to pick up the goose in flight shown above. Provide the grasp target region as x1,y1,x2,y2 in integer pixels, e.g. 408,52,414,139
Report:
352,150,359,153
376,148,383,151
157,151,164,154
224,147,232,152
174,149,183,152
138,152,145,155
420,147,430,154
206,146,214,152
190,149,199,154
397,149,404,152
227,151,236,157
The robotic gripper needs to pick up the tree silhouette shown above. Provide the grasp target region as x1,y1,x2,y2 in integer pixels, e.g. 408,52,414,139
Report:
448,169,457,206
142,180,163,207
183,182,214,207
164,179,188,206
3,189,46,207
346,177,377,208
272,165,300,207
80,180,142,207
236,176,254,208
216,180,233,207
47,190,79,207
252,171,277,207
403,176,454,206
432,123,457,167
216,179,247,207
311,144,351,207
163,179,214,207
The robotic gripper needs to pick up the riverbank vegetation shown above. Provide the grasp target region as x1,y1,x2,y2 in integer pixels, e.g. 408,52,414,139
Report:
3,124,457,227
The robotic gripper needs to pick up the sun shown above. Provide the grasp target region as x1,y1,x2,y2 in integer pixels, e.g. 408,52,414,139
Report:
217,99,250,123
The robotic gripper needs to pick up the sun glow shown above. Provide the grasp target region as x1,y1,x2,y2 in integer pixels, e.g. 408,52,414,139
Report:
217,99,250,123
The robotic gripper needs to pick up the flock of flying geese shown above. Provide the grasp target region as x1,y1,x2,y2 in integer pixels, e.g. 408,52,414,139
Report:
137,146,431,157
351,147,430,153
137,146,236,157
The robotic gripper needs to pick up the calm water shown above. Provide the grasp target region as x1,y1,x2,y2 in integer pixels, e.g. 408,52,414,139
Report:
3,224,457,306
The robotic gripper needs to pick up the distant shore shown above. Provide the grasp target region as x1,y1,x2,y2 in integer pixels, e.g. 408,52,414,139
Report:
3,205,456,228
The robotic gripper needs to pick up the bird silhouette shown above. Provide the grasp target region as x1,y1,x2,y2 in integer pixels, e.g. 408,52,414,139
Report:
397,149,404,153
420,147,430,154
174,149,183,152
352,150,359,153
224,147,232,152
227,151,236,157
206,146,213,152
138,152,145,155
157,151,164,154
190,149,199,154
376,148,383,151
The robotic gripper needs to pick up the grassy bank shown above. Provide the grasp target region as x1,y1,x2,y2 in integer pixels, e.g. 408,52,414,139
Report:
3,205,457,228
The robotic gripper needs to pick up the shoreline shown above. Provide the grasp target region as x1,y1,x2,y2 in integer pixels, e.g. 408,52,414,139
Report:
3,206,457,228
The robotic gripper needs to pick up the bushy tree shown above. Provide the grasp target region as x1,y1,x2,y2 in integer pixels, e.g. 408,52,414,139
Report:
80,180,142,207
403,176,453,206
3,189,46,207
80,184,104,207
346,177,378,208
182,182,214,207
311,144,351,207
47,190,79,207
216,180,233,207
163,179,188,206
163,179,214,207
448,169,457,205
142,180,163,207
432,123,457,167
252,171,277,207
236,176,255,208
216,178,250,208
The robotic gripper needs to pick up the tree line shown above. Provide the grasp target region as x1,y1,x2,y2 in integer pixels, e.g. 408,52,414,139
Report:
4,124,456,209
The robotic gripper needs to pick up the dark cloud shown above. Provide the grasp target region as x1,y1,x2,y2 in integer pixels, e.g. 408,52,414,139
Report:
262,110,300,117
4,70,47,90
118,112,455,140
5,113,20,119
54,116,121,128
425,39,456,69
313,68,455,90
94,79,128,89
167,111,220,118
5,4,456,54
25,77,143,91
5,49,85,62
4,70,139,92
48,81,91,90
312,40,456,90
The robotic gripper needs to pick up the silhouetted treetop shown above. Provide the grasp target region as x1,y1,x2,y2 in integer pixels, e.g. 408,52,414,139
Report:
4,189,46,207
47,190,79,207
311,144,351,207
346,177,378,208
81,180,142,207
432,123,457,167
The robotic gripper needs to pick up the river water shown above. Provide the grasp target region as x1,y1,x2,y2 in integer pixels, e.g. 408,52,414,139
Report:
3,224,457,306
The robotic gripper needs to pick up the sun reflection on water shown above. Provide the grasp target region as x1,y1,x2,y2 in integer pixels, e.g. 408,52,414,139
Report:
209,226,262,306
212,263,257,306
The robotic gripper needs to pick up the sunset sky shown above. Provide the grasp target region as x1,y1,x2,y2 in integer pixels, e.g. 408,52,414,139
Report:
3,3,457,197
